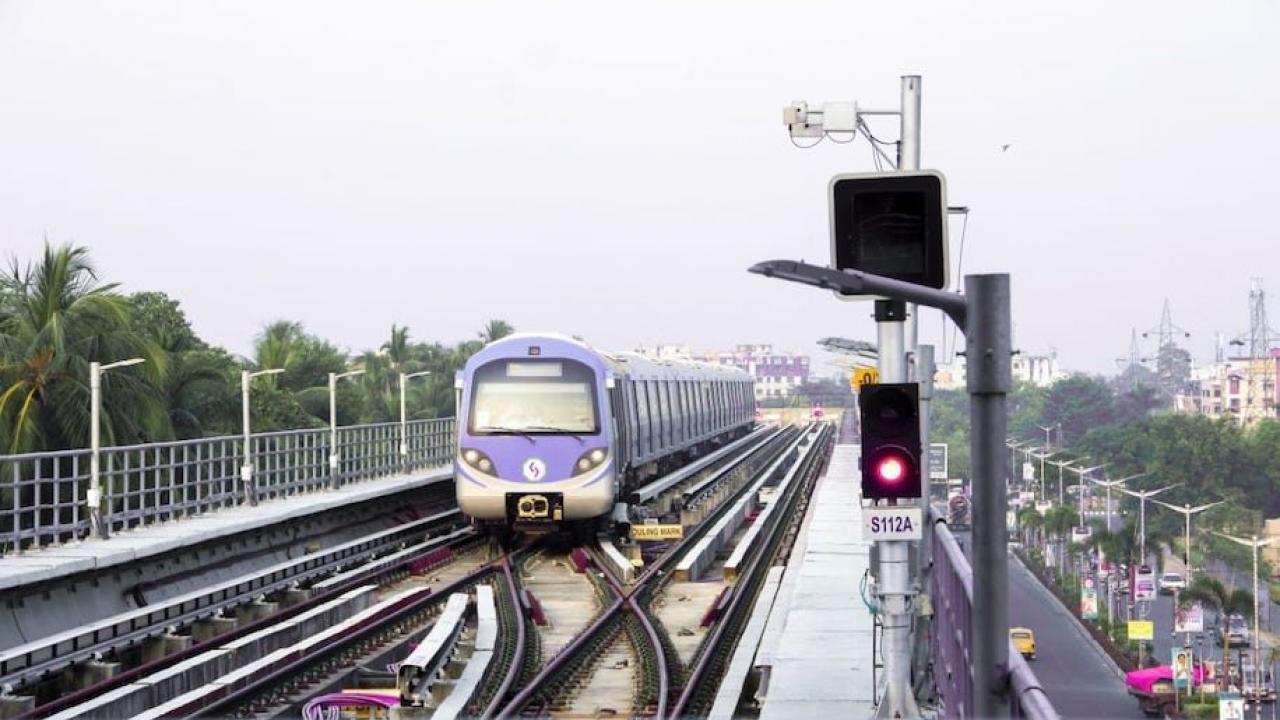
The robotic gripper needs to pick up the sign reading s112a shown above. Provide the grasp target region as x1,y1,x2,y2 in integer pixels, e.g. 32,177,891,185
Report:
863,507,923,541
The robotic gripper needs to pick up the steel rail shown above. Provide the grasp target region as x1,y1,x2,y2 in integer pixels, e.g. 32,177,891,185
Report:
192,546,531,719
670,424,832,716
478,555,528,719
497,424,815,718
17,516,477,719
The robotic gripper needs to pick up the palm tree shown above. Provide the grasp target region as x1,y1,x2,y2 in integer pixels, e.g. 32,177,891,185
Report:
1018,507,1044,553
478,319,514,344
382,325,411,369
0,243,169,453
1180,575,1253,690
253,321,306,378
1043,506,1080,575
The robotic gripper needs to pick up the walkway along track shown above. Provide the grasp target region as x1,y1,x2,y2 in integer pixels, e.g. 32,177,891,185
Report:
491,422,834,719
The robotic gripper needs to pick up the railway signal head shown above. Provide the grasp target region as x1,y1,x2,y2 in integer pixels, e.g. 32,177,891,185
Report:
859,382,922,502
828,170,948,297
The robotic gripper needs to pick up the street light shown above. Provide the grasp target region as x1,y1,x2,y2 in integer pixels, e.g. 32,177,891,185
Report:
1119,484,1180,563
1211,531,1276,706
399,371,432,464
1153,500,1225,582
329,370,365,488
1091,473,1146,534
1048,457,1084,507
89,357,146,539
241,368,285,505
1068,463,1106,524
1031,448,1059,506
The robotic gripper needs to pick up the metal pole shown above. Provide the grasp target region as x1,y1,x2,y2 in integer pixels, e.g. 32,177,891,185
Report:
873,299,917,719
968,274,1012,718
899,75,922,352
89,361,103,539
1185,509,1192,579
399,372,408,465
1254,538,1261,708
329,372,339,489
918,344,935,566
1059,462,1065,506
1140,497,1147,564
240,370,255,505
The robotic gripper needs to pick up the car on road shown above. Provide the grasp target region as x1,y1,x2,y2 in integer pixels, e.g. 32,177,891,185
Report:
1010,627,1037,660
1240,661,1278,704
1227,614,1251,647
1158,572,1186,594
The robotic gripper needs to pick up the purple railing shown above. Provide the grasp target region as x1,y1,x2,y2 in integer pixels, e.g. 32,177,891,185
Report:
930,510,1059,718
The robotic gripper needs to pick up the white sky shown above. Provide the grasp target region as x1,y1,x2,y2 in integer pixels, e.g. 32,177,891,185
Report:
2,1,1277,376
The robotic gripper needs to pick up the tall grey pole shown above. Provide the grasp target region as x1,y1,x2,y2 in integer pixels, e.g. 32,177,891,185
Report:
967,274,1011,718
329,372,340,490
918,344,935,568
89,361,102,538
241,370,254,505
900,75,922,353
874,299,917,719
399,371,409,464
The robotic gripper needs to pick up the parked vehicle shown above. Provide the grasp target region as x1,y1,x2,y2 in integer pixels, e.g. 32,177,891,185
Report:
1240,661,1278,703
1158,572,1186,594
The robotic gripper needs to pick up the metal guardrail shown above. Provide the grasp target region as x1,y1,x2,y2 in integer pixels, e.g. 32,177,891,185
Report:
1,418,456,554
930,510,1059,719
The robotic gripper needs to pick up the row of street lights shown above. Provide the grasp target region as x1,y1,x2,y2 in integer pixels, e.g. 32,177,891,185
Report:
87,360,432,536
1012,432,1277,697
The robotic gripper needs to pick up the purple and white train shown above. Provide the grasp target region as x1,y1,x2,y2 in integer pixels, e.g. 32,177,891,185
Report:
455,333,754,533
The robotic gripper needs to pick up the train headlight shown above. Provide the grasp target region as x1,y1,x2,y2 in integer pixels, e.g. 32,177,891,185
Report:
574,448,608,476
460,448,496,475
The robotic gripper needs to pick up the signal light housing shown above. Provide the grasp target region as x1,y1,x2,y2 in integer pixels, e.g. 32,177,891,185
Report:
859,383,922,502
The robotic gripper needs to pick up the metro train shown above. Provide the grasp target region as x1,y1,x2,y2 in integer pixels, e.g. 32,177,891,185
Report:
454,333,754,535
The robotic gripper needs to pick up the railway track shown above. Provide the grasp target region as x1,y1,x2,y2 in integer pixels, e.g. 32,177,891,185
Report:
487,422,833,719
16,501,477,719
28,421,836,719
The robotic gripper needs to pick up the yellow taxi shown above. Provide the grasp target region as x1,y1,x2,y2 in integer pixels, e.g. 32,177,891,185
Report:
1010,627,1037,660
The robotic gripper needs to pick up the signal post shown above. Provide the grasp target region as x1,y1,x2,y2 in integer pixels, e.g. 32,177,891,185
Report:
763,74,1012,718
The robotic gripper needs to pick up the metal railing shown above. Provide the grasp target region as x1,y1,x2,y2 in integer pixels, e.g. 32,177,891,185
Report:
1,418,455,554
930,510,1059,719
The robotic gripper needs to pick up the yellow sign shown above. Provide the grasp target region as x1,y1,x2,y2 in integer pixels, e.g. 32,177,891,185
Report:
851,367,880,389
631,524,684,541
1128,620,1154,641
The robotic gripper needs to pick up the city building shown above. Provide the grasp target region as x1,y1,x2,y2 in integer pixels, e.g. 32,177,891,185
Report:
635,343,811,400
933,352,1067,391
1174,350,1280,425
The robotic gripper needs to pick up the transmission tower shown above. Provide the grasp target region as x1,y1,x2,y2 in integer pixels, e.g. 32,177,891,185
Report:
1247,278,1280,358
1226,278,1280,423
1115,328,1151,391
1141,299,1191,396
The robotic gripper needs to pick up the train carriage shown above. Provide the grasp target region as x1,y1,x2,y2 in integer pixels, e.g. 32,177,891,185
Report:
454,333,753,532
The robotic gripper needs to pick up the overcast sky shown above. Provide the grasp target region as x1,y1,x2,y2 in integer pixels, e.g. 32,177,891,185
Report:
2,1,1277,377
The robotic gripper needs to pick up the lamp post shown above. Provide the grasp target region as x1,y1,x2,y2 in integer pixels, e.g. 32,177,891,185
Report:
1068,463,1106,525
89,358,146,539
1006,439,1030,491
329,370,365,488
1031,448,1059,507
1091,473,1147,534
1119,484,1180,564
1049,457,1084,507
1211,531,1276,711
1154,500,1225,582
240,368,285,505
399,371,431,467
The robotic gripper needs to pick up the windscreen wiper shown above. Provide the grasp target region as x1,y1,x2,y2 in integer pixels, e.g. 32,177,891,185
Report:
475,426,536,443
525,426,587,444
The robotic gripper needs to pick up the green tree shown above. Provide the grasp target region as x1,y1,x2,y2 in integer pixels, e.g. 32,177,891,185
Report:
1180,575,1253,690
478,319,514,344
0,243,170,453
1042,375,1115,445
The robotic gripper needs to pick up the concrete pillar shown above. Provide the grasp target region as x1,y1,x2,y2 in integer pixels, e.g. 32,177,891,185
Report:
192,616,238,642
236,601,279,626
143,633,193,664
0,694,35,719
74,660,121,689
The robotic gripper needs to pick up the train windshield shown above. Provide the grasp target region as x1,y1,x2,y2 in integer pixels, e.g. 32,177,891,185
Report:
469,359,599,435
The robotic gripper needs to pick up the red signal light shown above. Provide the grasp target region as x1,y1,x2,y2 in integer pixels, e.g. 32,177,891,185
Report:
877,456,905,482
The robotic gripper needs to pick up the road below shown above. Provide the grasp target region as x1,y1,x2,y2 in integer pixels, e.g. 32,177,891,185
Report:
957,531,1144,718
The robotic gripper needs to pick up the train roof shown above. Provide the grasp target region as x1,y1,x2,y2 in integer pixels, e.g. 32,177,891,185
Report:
474,333,751,382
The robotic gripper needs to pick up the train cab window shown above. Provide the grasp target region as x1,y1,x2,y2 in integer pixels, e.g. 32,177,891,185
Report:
470,359,599,434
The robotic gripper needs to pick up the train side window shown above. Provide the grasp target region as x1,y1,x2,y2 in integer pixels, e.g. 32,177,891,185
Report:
635,379,650,458
647,380,659,455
